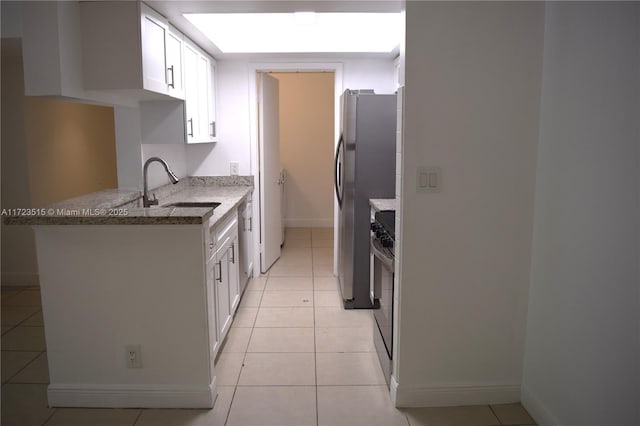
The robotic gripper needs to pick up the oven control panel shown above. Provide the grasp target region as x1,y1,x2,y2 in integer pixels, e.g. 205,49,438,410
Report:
370,222,394,249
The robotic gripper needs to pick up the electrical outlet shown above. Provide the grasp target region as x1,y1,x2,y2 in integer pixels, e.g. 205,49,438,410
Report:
125,344,142,368
230,162,239,176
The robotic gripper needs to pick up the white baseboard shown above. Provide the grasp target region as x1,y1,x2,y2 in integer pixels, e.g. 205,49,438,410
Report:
521,385,562,426
393,381,521,407
47,382,217,408
1,272,39,287
284,218,333,228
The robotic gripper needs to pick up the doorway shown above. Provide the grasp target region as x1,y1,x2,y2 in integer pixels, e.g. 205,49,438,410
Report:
271,71,335,229
251,63,344,277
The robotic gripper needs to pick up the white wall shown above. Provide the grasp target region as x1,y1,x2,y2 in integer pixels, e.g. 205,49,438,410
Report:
115,106,190,192
522,3,640,426
141,144,188,190
114,106,143,191
208,58,396,177
35,225,215,408
343,59,396,95
187,61,253,177
396,2,545,406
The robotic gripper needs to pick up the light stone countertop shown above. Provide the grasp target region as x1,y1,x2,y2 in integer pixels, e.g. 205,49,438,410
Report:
45,189,141,210
369,198,397,212
4,176,253,227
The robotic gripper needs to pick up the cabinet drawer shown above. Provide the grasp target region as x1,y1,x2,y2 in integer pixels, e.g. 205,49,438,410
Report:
212,211,238,245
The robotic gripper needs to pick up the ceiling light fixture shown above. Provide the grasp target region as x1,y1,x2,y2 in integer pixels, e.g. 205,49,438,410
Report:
184,12,401,54
293,11,317,26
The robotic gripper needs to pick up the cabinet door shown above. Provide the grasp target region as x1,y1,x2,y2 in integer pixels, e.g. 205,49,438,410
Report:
183,43,199,142
140,6,168,94
165,27,184,99
183,38,216,144
215,246,232,340
228,237,240,313
206,256,219,357
208,60,217,141
197,54,211,140
239,202,253,292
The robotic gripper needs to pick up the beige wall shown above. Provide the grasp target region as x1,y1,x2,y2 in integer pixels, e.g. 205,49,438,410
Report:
1,38,118,286
272,72,334,228
24,97,118,207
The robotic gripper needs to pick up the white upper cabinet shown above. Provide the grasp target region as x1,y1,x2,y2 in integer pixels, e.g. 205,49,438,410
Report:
183,38,217,143
183,42,199,140
165,26,185,99
140,6,168,94
80,2,184,100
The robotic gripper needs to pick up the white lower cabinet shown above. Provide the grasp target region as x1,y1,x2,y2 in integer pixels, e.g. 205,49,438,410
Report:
208,211,240,357
205,254,220,357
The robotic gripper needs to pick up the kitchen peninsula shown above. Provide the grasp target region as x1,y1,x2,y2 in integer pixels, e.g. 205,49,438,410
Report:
4,177,254,409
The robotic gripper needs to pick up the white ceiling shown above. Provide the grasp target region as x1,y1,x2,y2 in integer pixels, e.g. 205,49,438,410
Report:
148,1,402,59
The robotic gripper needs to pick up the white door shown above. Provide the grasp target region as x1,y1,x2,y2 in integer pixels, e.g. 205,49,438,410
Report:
259,73,282,273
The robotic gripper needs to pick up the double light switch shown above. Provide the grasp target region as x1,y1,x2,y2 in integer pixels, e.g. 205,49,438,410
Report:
417,166,442,193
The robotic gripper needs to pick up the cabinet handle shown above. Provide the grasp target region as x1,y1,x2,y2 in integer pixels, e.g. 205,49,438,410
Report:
210,122,216,137
209,241,214,250
187,118,194,137
167,65,175,88
248,217,252,232
215,261,222,282
229,243,235,264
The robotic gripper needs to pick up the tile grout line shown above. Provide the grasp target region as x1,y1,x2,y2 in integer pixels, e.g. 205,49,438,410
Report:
488,404,503,425
1,288,27,306
311,230,321,426
5,351,47,385
224,275,266,425
41,406,57,426
131,408,144,426
2,300,46,383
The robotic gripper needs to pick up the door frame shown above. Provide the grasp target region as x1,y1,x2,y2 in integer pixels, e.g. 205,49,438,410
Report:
248,62,344,278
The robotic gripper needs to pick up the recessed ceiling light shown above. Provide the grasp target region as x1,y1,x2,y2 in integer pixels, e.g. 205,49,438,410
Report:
183,12,402,54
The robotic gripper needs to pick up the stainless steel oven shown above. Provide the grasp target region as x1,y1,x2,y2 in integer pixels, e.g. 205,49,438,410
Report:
370,210,395,386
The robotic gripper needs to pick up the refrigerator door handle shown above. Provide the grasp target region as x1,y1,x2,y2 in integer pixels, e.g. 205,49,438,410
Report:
334,135,344,207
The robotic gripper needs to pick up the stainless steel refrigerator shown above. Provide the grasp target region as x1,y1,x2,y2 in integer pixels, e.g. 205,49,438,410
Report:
334,89,397,309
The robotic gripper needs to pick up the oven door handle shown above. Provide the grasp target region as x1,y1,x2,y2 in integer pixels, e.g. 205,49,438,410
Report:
371,236,394,272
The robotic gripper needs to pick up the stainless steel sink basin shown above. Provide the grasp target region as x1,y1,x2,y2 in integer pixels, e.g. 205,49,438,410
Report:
163,201,221,209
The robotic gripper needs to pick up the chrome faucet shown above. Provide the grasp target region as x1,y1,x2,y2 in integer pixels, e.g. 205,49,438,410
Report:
143,157,179,207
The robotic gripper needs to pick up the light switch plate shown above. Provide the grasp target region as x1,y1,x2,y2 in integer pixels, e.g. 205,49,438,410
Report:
417,166,442,193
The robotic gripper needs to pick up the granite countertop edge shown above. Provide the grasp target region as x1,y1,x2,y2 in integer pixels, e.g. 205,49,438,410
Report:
3,176,253,227
369,198,397,212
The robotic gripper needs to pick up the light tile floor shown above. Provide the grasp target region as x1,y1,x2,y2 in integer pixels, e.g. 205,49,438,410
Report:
1,227,536,426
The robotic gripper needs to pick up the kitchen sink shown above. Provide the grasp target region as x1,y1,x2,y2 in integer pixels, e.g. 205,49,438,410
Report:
163,201,221,209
